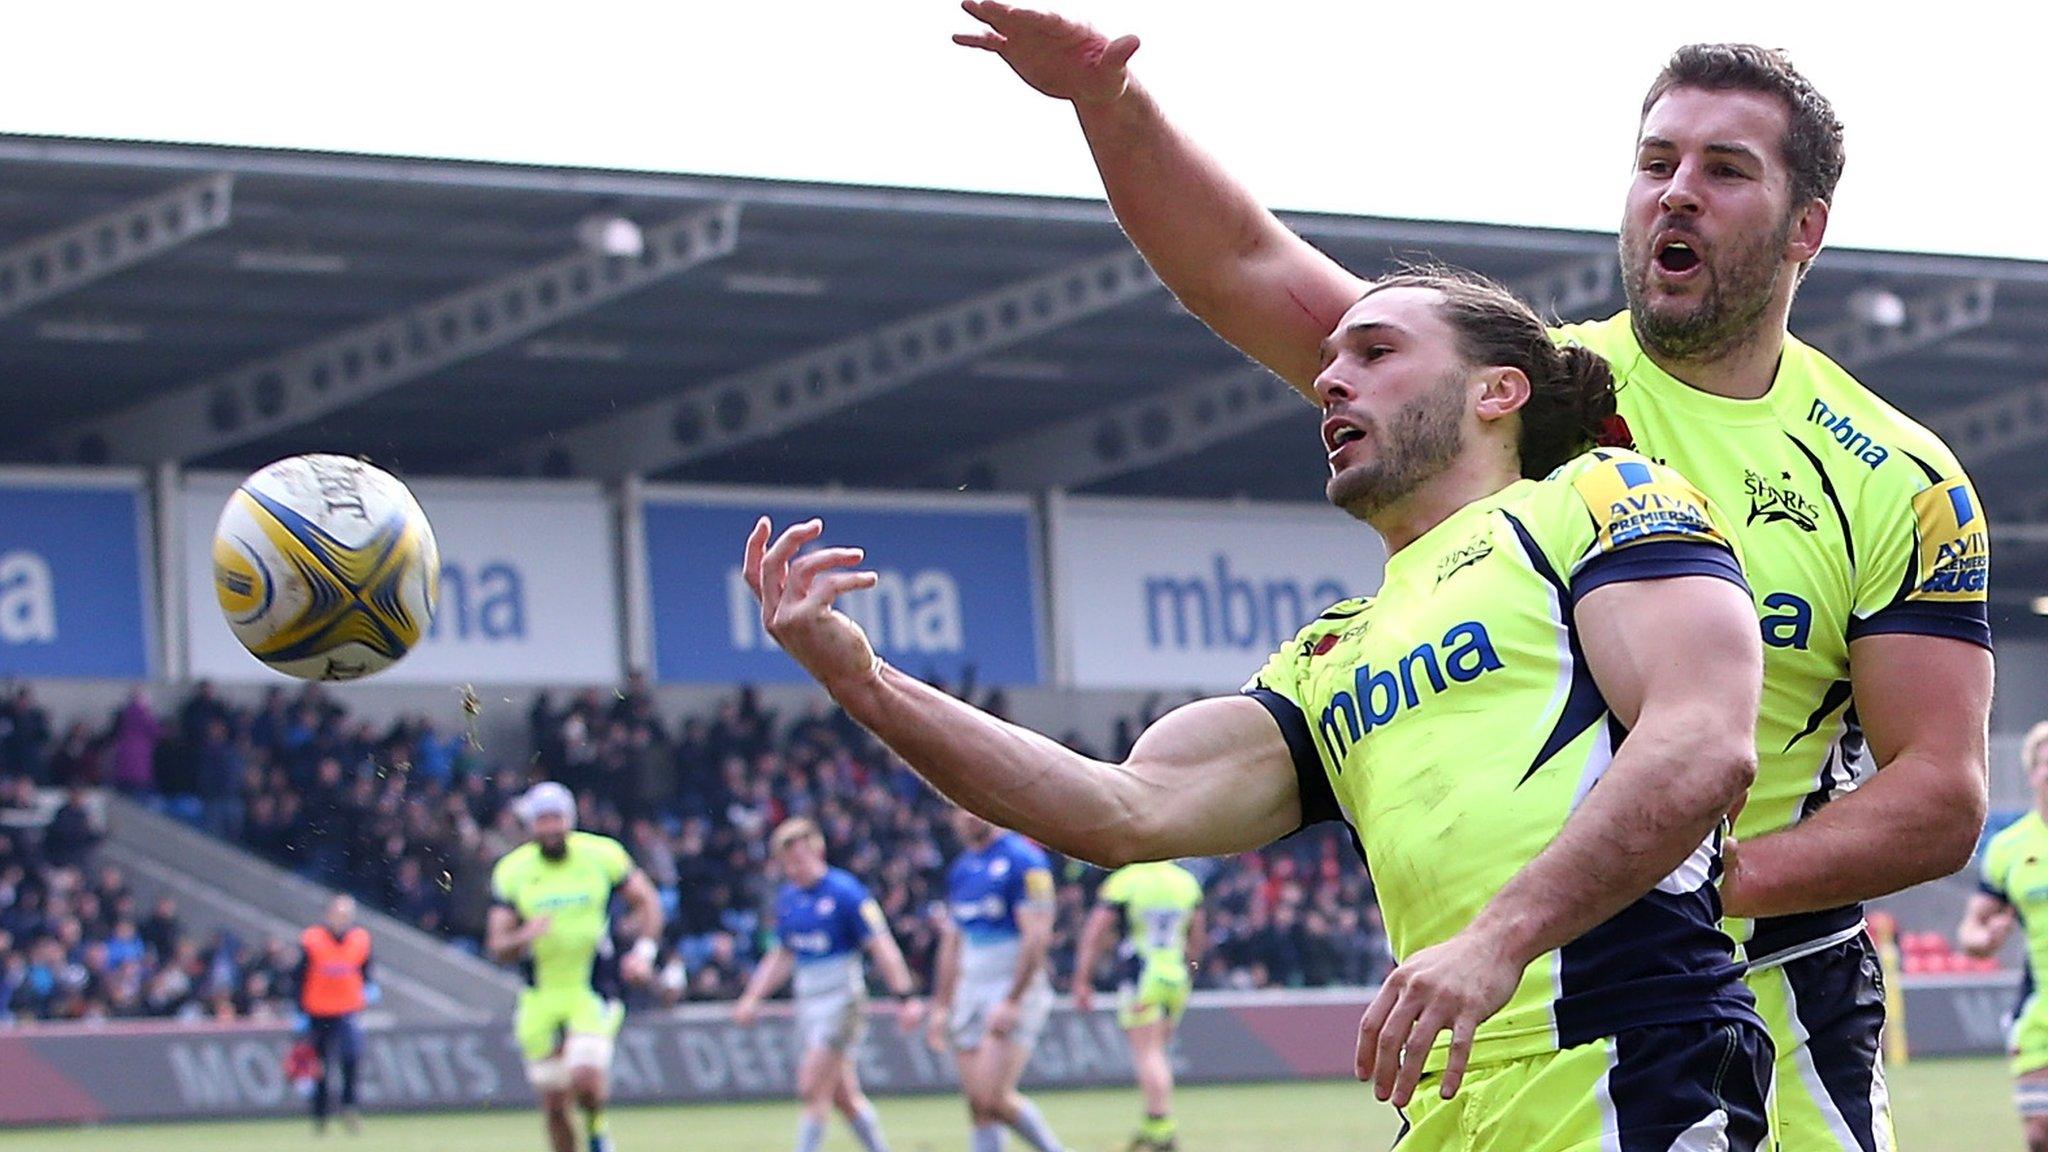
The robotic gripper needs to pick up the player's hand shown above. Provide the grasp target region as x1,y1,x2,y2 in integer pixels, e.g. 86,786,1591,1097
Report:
519,914,554,944
988,997,1022,1039
620,951,656,987
1354,928,1522,1107
896,996,927,1034
952,2,1141,106
744,518,882,695
925,1004,952,1052
734,998,760,1028
1718,835,1757,918
1072,984,1094,1014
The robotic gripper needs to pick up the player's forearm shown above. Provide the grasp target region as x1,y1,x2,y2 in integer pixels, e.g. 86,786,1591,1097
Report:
1072,927,1106,987
1074,81,1356,392
1725,748,1987,918
1957,905,2009,958
869,938,918,997
1006,929,1052,1003
827,664,1150,867
932,934,961,1006
1467,716,1754,968
739,951,792,1005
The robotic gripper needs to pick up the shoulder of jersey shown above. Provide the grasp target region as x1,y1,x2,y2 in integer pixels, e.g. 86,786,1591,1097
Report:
571,830,624,854
494,841,539,871
1791,338,1966,475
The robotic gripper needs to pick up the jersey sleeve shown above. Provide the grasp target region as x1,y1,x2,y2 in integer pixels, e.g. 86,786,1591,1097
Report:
1981,829,2015,903
1849,454,1991,649
1553,450,1749,604
1097,866,1133,908
1015,842,1056,908
836,874,882,944
1240,607,1356,831
1173,866,1203,910
489,853,520,909
598,836,634,886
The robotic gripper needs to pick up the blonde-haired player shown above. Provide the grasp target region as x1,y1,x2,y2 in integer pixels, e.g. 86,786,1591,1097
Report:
1960,722,2048,1152
736,817,923,1152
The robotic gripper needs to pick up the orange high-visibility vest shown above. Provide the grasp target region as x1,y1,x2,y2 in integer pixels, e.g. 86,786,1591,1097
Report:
299,925,371,1016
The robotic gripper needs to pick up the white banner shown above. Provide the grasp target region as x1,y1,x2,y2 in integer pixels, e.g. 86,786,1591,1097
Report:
1051,496,1386,690
182,475,620,684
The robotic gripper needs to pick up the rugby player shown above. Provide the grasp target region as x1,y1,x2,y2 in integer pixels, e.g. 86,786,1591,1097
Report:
486,782,663,1152
744,267,1772,1149
734,817,924,1152
1959,722,2048,1151
929,807,1067,1152
953,9,1994,1147
1071,860,1205,1152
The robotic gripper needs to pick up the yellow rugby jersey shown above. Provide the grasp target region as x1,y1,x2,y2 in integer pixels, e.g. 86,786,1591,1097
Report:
491,831,634,992
1246,449,1759,1070
1979,813,2048,1023
1557,314,1991,966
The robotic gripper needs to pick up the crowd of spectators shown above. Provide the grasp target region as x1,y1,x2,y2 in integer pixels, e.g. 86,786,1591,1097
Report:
0,797,296,1023
0,674,1390,1024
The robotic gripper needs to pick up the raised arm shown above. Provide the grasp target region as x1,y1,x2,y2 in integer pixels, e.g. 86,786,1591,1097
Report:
955,2,1364,391
1358,571,1762,1107
745,518,1306,866
1721,634,1992,918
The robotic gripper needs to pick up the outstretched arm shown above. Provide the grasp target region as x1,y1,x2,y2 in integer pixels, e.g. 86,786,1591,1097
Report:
744,518,1306,867
1357,571,1762,1108
955,1,1364,391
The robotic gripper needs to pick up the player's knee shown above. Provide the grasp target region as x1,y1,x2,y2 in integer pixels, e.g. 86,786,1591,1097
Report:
2025,1114,2048,1152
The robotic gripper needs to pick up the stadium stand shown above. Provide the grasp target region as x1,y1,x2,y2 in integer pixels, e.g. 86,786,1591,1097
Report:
0,674,1391,1024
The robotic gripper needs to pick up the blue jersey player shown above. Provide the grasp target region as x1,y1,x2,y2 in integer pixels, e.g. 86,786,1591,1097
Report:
736,818,923,1152
930,808,1067,1152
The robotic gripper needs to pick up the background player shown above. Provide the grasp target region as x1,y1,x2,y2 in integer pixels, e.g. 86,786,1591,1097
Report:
296,893,374,1136
486,782,663,1152
1960,722,2048,1151
930,808,1067,1152
734,817,924,1152
744,268,1772,1148
1071,860,1205,1152
951,10,1994,1148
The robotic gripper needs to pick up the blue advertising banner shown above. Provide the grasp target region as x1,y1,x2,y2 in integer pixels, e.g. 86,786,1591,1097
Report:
0,473,153,678
642,489,1042,686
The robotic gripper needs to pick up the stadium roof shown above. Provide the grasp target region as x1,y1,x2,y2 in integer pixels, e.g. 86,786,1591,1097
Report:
3,134,2046,627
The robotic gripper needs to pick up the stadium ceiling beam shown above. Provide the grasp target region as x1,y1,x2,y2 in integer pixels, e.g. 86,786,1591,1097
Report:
45,202,741,465
1801,278,1996,372
0,173,233,318
495,248,1165,478
1927,378,2048,468
929,255,1619,493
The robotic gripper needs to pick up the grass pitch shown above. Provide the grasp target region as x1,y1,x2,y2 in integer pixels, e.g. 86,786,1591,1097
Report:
2,1058,2015,1151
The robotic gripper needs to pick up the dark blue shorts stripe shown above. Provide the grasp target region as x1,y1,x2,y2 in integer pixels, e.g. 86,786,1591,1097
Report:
1782,933,1887,1152
1611,1020,1772,1152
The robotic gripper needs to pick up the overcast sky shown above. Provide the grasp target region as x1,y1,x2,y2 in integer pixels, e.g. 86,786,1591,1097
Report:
7,2,2034,261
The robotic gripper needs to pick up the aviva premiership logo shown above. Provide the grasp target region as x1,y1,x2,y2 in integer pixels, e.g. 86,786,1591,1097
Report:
1744,470,1820,532
1910,479,1988,601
